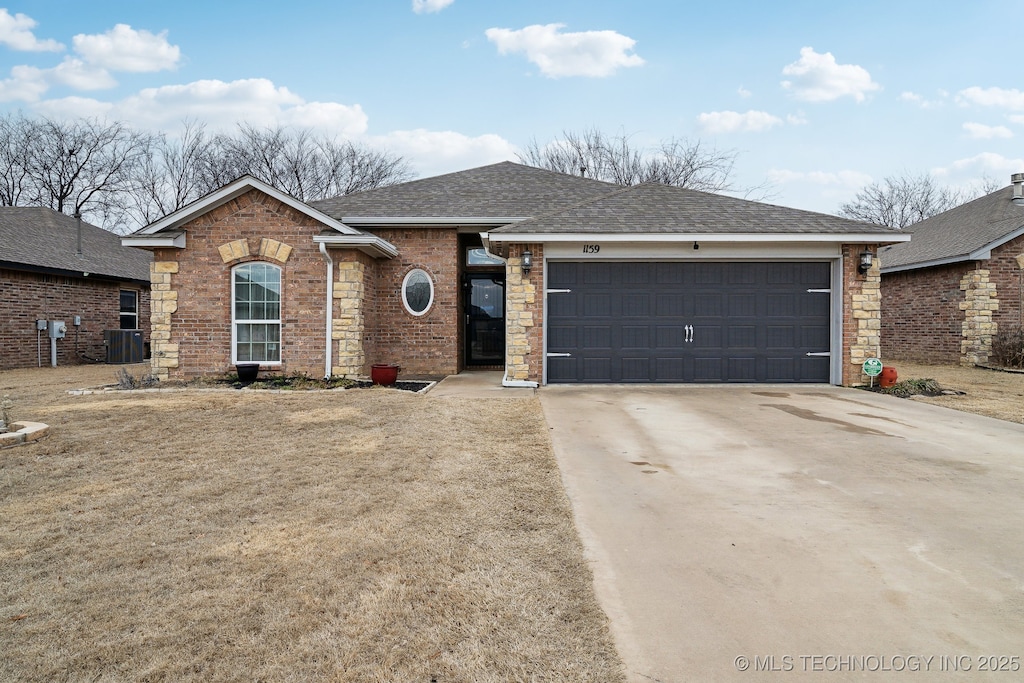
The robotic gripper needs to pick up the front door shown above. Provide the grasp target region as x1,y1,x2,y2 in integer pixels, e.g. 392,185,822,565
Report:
465,274,505,366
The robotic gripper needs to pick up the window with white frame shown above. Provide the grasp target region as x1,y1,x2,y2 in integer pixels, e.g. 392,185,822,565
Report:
119,290,138,329
233,262,281,363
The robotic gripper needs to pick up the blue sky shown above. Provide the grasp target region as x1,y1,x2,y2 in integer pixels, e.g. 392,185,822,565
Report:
1,1,1022,213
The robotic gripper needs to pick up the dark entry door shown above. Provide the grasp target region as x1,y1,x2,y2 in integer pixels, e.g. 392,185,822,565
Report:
546,262,832,383
465,274,505,365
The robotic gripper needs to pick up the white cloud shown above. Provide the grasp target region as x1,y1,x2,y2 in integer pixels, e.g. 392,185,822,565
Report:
35,78,368,137
781,47,880,102
767,168,873,188
932,152,1024,178
0,9,63,52
786,112,808,126
485,23,644,78
697,110,783,134
375,129,516,177
956,86,1024,111
899,90,947,109
0,64,49,102
72,24,180,73
1009,115,1024,125
962,122,1013,140
737,86,752,98
49,58,117,90
412,0,455,13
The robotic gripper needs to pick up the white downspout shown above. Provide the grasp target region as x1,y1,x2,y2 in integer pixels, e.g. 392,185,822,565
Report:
319,242,334,379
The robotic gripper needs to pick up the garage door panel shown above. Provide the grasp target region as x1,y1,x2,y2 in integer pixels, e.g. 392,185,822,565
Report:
621,326,649,348
546,262,832,384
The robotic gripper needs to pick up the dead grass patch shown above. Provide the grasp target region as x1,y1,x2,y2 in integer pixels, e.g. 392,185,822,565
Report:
0,364,624,682
884,361,1024,424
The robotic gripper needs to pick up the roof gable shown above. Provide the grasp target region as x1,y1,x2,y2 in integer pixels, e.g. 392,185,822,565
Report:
310,161,620,222
132,175,362,237
0,207,151,281
488,182,905,238
881,186,1024,271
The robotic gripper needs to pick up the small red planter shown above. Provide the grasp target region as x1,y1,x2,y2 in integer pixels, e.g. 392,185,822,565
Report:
371,363,401,386
879,366,898,388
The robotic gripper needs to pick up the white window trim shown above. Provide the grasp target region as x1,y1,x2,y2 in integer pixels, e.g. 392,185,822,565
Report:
119,289,139,330
401,268,434,317
231,262,283,366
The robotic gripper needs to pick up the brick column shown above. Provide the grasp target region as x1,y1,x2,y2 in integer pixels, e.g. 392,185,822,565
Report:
149,261,179,380
959,268,998,365
332,260,365,377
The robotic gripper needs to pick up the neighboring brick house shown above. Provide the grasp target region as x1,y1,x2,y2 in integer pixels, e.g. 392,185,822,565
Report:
880,175,1024,365
122,163,906,386
1,207,152,370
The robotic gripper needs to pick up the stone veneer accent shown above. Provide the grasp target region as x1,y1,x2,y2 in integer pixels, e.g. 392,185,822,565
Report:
504,252,537,381
959,268,998,365
217,239,250,263
149,260,179,380
845,247,882,385
258,238,292,263
332,261,365,377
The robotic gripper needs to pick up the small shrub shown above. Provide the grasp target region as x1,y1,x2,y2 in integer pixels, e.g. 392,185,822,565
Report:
882,378,942,398
115,367,159,390
0,394,13,433
991,325,1024,369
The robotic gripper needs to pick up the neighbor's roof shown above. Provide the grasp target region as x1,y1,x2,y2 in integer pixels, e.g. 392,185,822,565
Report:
310,162,620,223
0,207,151,281
488,182,906,240
881,185,1024,272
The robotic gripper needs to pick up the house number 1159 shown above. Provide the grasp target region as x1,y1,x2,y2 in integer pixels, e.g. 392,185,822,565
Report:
582,244,601,253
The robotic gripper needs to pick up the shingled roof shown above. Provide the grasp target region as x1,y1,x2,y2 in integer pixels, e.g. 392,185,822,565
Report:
881,185,1024,272
0,207,151,281
310,162,619,221
489,182,905,236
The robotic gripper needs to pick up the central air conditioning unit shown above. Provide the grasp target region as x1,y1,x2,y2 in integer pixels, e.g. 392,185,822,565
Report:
104,330,145,364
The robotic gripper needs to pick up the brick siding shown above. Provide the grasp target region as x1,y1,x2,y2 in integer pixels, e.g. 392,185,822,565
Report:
881,237,1024,363
0,267,150,370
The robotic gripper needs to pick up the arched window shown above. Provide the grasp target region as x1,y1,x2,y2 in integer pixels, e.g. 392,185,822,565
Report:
402,268,434,316
232,262,282,363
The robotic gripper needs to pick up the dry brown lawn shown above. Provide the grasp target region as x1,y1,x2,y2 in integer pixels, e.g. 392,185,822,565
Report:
0,364,624,682
883,360,1024,424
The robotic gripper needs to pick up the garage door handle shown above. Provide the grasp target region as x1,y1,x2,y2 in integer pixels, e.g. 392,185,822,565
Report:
546,288,572,294
547,352,572,357
805,352,830,356
685,324,694,343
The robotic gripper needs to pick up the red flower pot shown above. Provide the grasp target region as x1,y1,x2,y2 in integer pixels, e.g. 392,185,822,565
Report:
371,363,400,386
879,366,898,388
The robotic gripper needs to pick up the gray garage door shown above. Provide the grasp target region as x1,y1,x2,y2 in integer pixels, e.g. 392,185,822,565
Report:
546,262,831,383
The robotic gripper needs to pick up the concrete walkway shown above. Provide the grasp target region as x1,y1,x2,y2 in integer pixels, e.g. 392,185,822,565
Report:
428,371,535,399
540,385,1024,682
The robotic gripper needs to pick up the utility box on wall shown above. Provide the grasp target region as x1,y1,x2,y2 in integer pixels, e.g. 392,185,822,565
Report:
48,320,67,339
104,330,144,364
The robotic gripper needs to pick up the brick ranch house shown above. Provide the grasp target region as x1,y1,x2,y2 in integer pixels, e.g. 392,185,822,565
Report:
1,207,151,370
881,174,1024,365
121,162,907,386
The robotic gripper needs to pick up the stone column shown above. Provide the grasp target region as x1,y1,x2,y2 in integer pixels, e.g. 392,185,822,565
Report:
149,261,179,381
332,260,365,377
845,246,882,385
959,268,998,365
504,251,537,381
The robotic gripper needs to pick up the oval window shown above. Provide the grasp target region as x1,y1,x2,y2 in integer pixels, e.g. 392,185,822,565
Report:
402,268,434,316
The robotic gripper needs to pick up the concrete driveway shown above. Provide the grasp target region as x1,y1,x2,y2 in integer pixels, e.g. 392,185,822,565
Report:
540,385,1024,682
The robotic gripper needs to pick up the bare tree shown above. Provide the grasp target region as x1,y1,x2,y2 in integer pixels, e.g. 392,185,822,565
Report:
838,173,976,228
0,113,35,207
125,120,215,228
206,124,413,202
22,116,155,221
518,128,741,193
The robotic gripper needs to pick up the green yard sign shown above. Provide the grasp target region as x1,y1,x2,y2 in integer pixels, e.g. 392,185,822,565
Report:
862,358,883,377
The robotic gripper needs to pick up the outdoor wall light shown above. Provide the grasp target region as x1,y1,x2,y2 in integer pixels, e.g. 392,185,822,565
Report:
521,249,533,273
693,241,700,250
858,249,874,274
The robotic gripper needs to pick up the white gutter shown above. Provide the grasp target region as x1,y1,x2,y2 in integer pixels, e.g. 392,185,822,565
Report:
502,372,538,389
486,232,910,244
319,242,334,380
341,216,528,226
